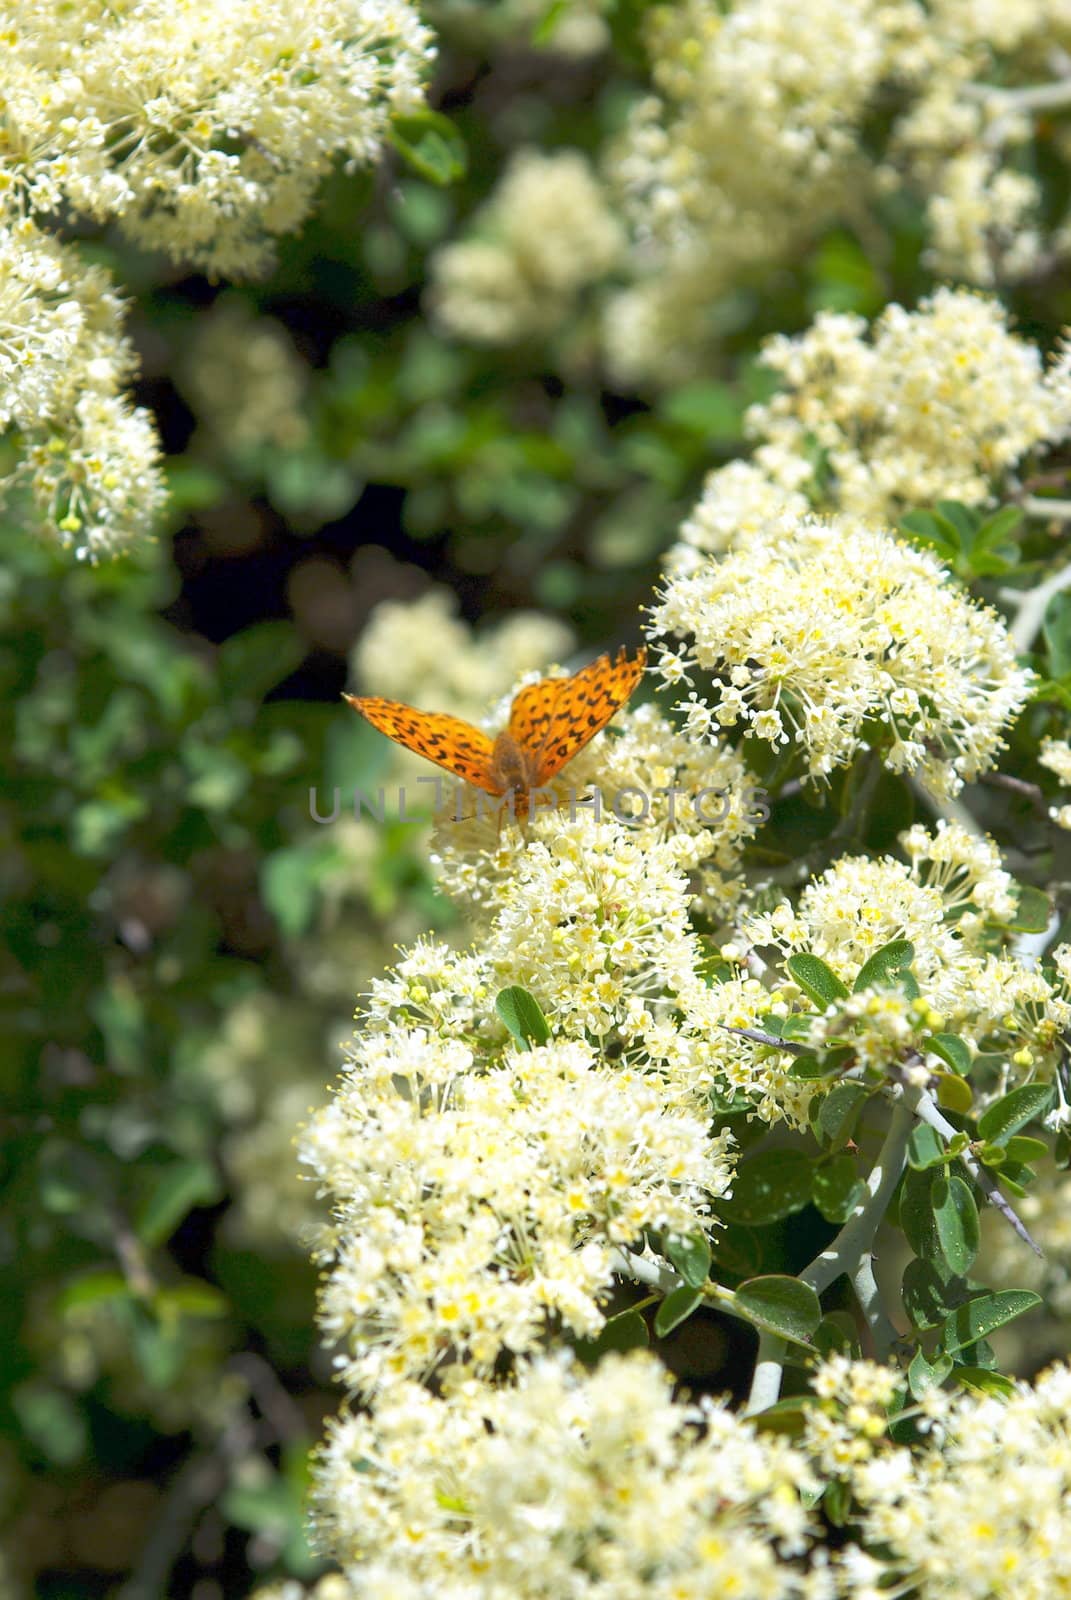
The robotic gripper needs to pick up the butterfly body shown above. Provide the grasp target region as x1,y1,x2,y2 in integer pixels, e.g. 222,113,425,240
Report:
489,729,542,797
344,645,646,819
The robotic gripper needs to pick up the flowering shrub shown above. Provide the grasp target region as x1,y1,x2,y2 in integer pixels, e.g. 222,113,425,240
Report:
10,2,1071,1598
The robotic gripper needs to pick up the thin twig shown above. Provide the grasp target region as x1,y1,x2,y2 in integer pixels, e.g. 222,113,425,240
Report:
980,770,1051,818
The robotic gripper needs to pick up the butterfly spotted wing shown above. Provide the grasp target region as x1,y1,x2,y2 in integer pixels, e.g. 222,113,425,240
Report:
508,646,646,784
343,694,499,793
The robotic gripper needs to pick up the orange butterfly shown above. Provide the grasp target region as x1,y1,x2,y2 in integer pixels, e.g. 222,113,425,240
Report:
344,646,646,818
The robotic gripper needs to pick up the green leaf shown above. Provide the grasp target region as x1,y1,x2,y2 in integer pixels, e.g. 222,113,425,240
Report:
217,621,303,705
389,110,467,186
942,1290,1042,1353
816,1082,869,1150
1007,885,1052,934
931,1174,979,1275
788,1051,832,1080
137,1159,221,1247
813,1310,861,1359
934,1073,974,1114
12,1382,88,1466
900,1167,942,1263
952,1367,1016,1398
908,1346,952,1399
973,505,1024,552
927,1033,972,1076
935,499,980,546
902,1259,973,1331
728,1148,814,1224
907,1123,947,1171
665,1232,712,1289
811,1155,864,1223
976,1083,1054,1146
735,1276,821,1345
58,1271,130,1314
155,1281,230,1321
495,986,551,1051
260,839,342,939
1004,1134,1049,1163
751,1396,819,1435
787,952,849,1007
899,508,961,562
852,939,916,994
654,1285,704,1337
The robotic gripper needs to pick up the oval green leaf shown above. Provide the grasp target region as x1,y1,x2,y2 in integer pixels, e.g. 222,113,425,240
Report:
932,1174,979,1276
495,986,551,1050
665,1231,712,1289
941,1290,1042,1354
786,953,849,1007
735,1275,821,1345
654,1285,703,1338
728,1148,814,1224
976,1083,1054,1146
852,939,916,994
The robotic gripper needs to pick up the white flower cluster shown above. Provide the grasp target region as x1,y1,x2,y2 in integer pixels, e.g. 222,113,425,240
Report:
353,584,576,723
300,1012,733,1397
850,1361,1071,1599
0,220,165,557
673,291,1071,550
180,295,310,460
651,509,1033,795
2,0,433,276
1,0,432,554
312,1352,825,1599
606,0,1071,382
297,1341,1071,1598
749,291,1071,522
742,823,1071,1092
430,148,624,345
1040,737,1071,830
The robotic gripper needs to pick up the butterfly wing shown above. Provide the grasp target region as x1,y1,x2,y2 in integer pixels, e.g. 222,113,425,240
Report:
344,695,499,793
509,646,646,785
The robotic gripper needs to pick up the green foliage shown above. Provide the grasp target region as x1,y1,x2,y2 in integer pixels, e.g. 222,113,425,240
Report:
496,985,552,1049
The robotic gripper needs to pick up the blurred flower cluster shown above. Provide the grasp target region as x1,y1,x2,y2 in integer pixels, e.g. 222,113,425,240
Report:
0,0,432,556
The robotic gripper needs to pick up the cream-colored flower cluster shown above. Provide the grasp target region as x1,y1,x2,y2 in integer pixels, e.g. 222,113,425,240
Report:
739,823,1071,1095
312,1352,825,1599
353,584,576,724
2,0,433,275
651,509,1033,795
297,1343,1071,1597
1040,737,1071,830
849,1361,1071,1599
300,1015,733,1397
1,0,432,554
0,220,165,556
180,295,310,460
430,148,624,345
606,0,1071,382
749,291,1071,522
672,291,1071,550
